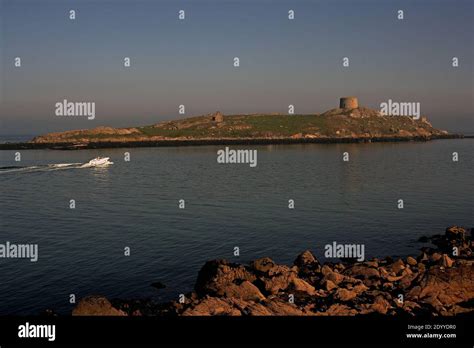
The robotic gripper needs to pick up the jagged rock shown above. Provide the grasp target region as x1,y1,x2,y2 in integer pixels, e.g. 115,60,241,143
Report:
352,283,368,295
334,288,357,302
251,257,276,273
72,296,126,316
264,298,306,316
294,250,317,268
195,259,256,296
446,226,466,241
408,263,474,312
323,303,357,316
321,265,333,276
323,279,337,291
182,297,241,316
291,278,316,295
440,254,454,268
239,301,273,316
263,298,307,316
220,280,266,301
364,261,379,268
391,259,406,274
260,268,296,295
344,265,380,280
361,295,391,315
322,270,345,285
407,256,417,266
399,270,419,289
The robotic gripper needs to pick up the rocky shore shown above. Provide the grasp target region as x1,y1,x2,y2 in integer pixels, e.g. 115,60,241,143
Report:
71,226,473,317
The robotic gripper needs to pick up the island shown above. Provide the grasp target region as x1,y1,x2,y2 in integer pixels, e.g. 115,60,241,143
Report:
1,97,462,150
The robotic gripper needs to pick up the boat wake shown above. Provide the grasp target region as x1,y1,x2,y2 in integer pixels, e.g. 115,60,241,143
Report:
0,157,113,174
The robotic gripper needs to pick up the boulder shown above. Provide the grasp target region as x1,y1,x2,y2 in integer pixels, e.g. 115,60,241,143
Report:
260,268,297,295
406,256,417,266
334,288,357,302
220,280,266,301
440,254,454,268
195,259,256,297
263,298,306,316
408,263,474,312
291,278,316,295
446,226,466,241
344,265,380,280
294,250,317,268
72,296,126,316
391,259,406,274
251,257,276,273
182,297,241,316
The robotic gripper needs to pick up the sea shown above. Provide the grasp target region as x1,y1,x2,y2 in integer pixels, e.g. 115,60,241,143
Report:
0,139,473,314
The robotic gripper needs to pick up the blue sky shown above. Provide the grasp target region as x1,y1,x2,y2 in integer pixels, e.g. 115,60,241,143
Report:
1,0,473,135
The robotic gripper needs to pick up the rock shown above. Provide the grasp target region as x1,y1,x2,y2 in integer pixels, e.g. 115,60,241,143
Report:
368,295,391,315
352,283,368,295
334,288,357,302
407,256,417,266
418,236,430,243
364,261,379,268
263,298,306,316
291,278,316,295
294,250,317,268
417,252,429,262
440,254,454,268
324,303,357,316
260,268,297,295
251,257,277,274
408,263,474,312
195,259,256,297
430,253,442,262
72,296,127,316
220,280,266,302
446,226,466,241
344,265,380,280
182,297,241,316
151,282,166,289
322,270,345,285
323,279,337,291
399,270,419,289
391,259,406,274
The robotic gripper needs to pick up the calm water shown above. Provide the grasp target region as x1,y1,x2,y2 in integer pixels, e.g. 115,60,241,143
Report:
0,140,473,315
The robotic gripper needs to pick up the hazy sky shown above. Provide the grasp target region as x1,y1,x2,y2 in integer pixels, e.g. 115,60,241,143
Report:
1,0,473,135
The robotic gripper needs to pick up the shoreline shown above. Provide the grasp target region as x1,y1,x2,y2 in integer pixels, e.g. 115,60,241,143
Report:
69,226,474,317
0,133,467,151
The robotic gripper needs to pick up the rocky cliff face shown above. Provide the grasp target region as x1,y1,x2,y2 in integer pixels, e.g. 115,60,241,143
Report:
71,226,473,316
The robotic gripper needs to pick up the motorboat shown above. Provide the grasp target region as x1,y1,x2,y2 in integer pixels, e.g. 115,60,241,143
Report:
82,157,113,167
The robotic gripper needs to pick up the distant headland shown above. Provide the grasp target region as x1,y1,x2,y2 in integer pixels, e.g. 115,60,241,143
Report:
0,97,464,150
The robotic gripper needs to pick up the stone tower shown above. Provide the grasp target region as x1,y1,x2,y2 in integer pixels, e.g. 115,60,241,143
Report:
212,111,224,123
339,97,358,109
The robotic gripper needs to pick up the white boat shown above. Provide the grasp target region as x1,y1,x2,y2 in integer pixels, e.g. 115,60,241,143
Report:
82,157,113,167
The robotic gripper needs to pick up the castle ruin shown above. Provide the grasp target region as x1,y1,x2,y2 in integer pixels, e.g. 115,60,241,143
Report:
339,97,358,110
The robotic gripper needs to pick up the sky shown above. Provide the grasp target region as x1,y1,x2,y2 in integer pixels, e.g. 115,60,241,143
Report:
0,0,473,136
